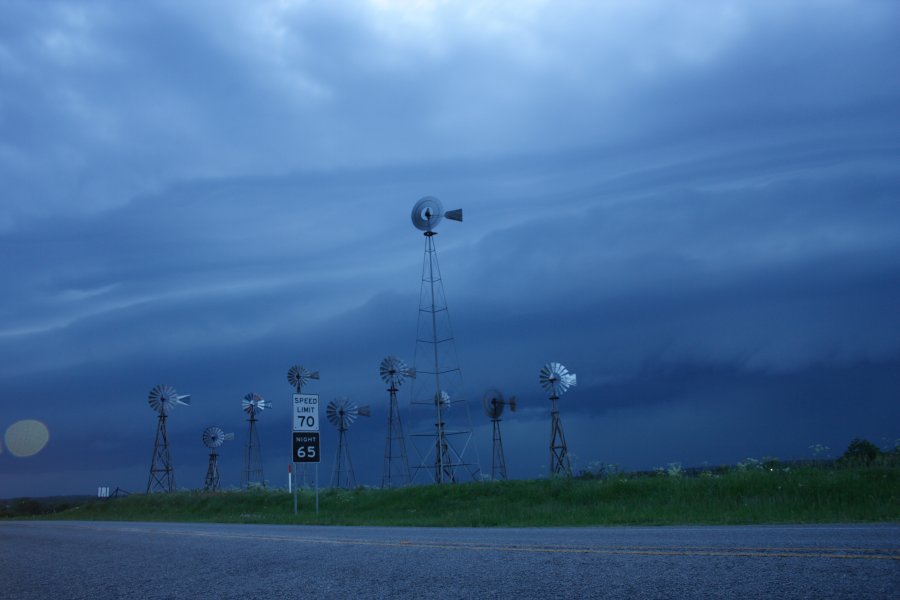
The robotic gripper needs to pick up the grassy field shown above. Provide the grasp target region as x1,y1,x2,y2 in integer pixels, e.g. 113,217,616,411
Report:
38,466,900,527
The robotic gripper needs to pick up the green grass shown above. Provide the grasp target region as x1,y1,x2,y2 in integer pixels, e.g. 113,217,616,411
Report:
41,466,899,527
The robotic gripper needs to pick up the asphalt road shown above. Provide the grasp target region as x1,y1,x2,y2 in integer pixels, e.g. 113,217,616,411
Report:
0,521,897,599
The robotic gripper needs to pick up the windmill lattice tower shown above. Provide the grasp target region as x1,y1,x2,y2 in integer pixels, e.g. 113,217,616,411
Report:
146,384,191,493
241,392,270,489
327,398,370,489
483,389,516,481
288,364,319,487
540,362,577,477
408,196,480,484
379,355,415,488
202,426,234,492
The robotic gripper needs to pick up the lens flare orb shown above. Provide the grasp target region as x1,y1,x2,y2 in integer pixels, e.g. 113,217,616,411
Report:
4,420,50,457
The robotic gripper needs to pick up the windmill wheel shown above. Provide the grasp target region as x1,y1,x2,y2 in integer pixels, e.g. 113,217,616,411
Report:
287,365,319,390
411,196,444,231
379,356,414,387
434,390,451,410
202,426,226,449
242,392,270,415
148,384,190,413
327,398,360,430
539,362,577,397
482,389,505,419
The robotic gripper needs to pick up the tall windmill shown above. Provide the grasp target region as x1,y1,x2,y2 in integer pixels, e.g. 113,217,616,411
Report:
483,389,516,481
327,398,370,489
202,426,234,492
540,362,577,477
146,384,191,493
408,196,480,484
241,392,270,489
287,364,319,487
379,355,415,488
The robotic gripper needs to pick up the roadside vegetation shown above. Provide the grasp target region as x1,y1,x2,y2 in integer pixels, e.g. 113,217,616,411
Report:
6,438,899,526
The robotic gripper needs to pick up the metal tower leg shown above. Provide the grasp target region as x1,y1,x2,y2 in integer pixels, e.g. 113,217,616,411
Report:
491,418,508,481
382,385,410,488
242,415,264,489
332,428,356,489
411,230,480,484
434,414,455,483
147,411,176,493
332,429,344,488
549,397,571,477
204,452,220,491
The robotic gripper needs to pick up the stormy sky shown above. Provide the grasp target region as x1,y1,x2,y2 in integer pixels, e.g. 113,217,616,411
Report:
2,0,899,497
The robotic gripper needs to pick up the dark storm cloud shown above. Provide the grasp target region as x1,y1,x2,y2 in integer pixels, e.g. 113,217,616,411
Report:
1,1,899,495
3,0,897,224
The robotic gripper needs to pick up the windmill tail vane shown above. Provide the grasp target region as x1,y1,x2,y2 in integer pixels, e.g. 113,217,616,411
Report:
444,208,462,222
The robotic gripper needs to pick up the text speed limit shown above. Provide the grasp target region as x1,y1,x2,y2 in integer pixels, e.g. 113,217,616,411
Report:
293,431,320,463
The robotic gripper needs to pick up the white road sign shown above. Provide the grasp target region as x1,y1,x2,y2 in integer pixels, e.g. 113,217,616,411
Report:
293,393,319,431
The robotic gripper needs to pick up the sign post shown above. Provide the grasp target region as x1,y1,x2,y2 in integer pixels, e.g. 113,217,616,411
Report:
289,463,295,513
292,393,321,515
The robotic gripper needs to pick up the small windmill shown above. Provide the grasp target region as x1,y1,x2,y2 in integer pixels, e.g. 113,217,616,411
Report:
241,392,271,489
146,384,190,493
483,389,516,481
379,355,415,488
430,389,457,483
327,398,371,488
202,426,234,492
540,362,577,477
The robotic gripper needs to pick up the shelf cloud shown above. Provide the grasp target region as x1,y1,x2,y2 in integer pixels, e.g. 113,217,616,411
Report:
1,0,898,495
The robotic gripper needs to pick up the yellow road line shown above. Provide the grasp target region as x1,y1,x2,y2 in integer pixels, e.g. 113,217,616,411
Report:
48,523,900,561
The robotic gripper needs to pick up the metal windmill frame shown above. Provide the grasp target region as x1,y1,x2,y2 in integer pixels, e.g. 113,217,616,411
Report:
540,362,577,477
204,448,220,492
202,426,233,492
408,196,481,484
147,412,174,493
380,356,414,488
327,398,370,489
549,396,569,476
146,384,190,493
241,392,270,489
483,389,516,481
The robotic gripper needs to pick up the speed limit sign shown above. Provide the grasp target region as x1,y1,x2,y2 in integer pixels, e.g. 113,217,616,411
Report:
293,432,320,463
293,393,319,431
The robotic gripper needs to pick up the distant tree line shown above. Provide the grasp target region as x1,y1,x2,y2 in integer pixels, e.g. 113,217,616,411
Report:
0,496,90,518
575,436,899,480
838,438,892,467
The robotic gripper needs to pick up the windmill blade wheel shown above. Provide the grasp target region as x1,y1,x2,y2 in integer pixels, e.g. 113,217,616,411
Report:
539,362,577,397
148,384,183,413
482,389,505,419
202,426,226,449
